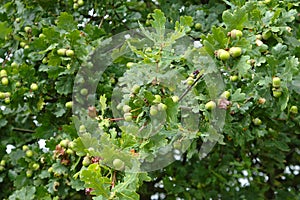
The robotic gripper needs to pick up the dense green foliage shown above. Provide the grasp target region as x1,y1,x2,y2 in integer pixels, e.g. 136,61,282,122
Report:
0,0,300,199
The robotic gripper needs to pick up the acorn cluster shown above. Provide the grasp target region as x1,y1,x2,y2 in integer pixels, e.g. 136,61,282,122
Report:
215,29,243,61
53,139,75,166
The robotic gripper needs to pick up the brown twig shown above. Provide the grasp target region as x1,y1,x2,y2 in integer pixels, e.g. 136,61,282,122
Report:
111,170,116,189
12,127,35,133
109,117,125,121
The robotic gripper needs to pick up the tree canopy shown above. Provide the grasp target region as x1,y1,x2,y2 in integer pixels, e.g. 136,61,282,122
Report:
0,0,299,199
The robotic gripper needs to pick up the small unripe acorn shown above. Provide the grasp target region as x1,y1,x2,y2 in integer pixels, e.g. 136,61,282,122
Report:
229,47,242,58
82,156,91,166
229,29,243,39
122,105,131,113
247,59,255,66
54,172,61,177
126,62,134,68
217,49,230,61
4,92,10,97
78,0,84,6
4,97,10,104
0,70,7,77
65,101,73,109
153,95,161,103
0,160,6,166
150,105,158,116
80,88,88,96
290,106,298,114
57,48,67,56
22,145,29,151
60,139,69,147
66,49,74,57
131,84,140,94
48,167,53,173
186,77,194,86
157,103,167,111
194,23,202,30
205,101,216,111
11,62,18,68
256,34,262,40
272,77,281,88
253,118,262,125
26,150,33,157
189,73,195,78
68,141,75,149
264,0,271,4
124,112,132,122
230,75,239,82
116,103,123,110
30,83,38,91
113,158,125,171
73,3,79,9
171,96,179,103
32,163,40,171
272,90,282,98
66,149,74,155
20,42,26,48
26,170,33,178
24,26,32,33
1,77,9,85
79,125,86,133
173,141,181,150
221,91,230,99
0,92,5,99
42,57,48,64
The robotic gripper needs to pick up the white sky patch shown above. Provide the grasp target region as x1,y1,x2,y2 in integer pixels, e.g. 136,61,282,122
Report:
242,170,248,176
5,139,49,154
238,177,249,187
38,139,49,152
179,6,185,13
124,34,131,40
194,40,202,48
6,144,16,154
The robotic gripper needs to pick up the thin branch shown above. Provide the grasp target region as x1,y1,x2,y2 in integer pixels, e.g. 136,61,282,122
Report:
12,127,35,133
2,50,11,68
138,121,148,132
109,117,125,121
179,74,204,102
98,15,105,29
